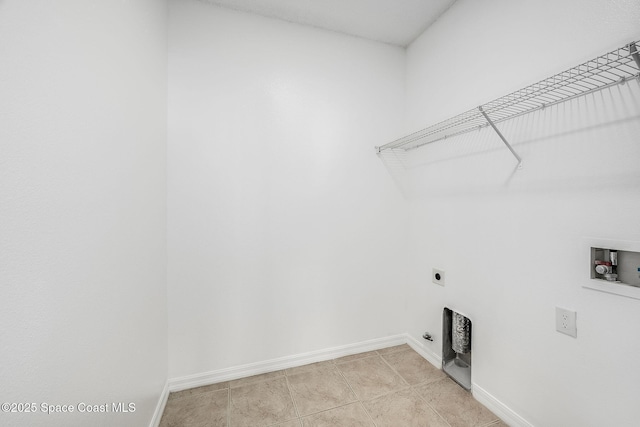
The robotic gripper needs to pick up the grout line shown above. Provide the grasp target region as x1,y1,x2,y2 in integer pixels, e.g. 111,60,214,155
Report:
377,352,411,387
284,375,302,419
410,376,450,388
335,361,361,403
358,384,413,402
409,386,452,427
337,354,413,402
333,361,380,426
299,400,364,419
357,401,379,427
227,386,231,427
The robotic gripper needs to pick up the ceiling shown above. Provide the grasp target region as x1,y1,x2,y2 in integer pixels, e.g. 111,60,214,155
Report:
200,0,457,47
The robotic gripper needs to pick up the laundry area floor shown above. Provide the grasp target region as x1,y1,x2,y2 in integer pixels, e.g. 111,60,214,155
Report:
160,344,506,427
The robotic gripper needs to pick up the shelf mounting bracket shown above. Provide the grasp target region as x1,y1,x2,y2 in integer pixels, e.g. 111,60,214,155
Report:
479,106,523,169
629,42,640,73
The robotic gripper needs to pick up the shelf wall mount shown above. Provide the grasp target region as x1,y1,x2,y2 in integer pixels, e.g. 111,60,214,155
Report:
375,40,640,167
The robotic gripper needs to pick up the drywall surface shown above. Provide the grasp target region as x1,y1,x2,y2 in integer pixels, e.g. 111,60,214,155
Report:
167,0,408,378
400,0,640,426
0,1,168,426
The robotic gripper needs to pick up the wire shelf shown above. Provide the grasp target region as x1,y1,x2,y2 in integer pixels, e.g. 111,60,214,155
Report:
377,40,640,156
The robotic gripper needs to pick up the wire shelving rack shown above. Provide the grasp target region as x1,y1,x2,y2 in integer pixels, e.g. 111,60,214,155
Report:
376,40,640,167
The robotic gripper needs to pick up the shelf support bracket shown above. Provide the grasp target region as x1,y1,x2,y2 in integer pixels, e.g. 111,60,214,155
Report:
629,42,640,71
479,106,523,169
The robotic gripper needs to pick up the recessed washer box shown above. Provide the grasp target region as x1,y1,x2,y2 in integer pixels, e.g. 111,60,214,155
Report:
584,238,640,301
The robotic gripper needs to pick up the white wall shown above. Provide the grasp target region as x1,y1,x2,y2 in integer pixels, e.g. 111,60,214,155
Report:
167,0,408,379
0,1,168,426
401,0,640,426
6,1,637,425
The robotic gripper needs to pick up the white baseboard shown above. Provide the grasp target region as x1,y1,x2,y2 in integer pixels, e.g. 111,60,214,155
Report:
406,333,533,427
149,380,169,427
405,333,442,368
157,333,532,427
168,334,406,392
472,383,534,427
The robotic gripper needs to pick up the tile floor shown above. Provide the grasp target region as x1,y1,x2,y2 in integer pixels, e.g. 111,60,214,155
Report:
159,344,507,427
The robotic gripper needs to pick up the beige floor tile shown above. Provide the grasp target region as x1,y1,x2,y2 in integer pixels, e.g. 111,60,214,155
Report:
160,388,228,427
381,348,446,385
362,388,449,427
169,382,229,401
229,377,297,427
285,360,335,376
159,349,503,427
301,403,374,427
415,378,499,427
229,370,285,388
287,366,357,416
333,350,378,364
376,344,411,355
362,389,449,427
273,420,303,427
337,355,408,400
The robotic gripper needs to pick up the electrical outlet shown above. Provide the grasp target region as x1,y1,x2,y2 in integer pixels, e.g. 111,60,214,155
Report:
555,307,577,338
432,268,445,286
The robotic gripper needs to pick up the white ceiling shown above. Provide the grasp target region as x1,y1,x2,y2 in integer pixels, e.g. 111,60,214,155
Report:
200,0,457,47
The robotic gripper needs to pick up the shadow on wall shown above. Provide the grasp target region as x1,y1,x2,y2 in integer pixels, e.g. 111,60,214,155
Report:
379,82,640,199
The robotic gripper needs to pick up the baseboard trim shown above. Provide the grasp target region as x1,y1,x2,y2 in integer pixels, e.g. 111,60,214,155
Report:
472,382,534,427
405,333,442,368
406,333,533,427
149,380,169,427
160,333,532,427
168,334,406,392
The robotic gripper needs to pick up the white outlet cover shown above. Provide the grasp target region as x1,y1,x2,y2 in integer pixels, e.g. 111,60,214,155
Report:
432,268,445,286
555,307,577,338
